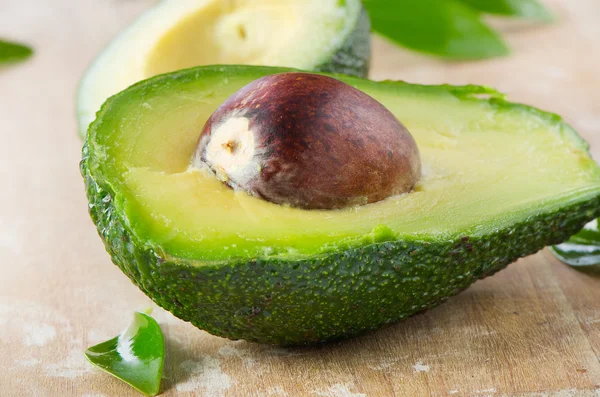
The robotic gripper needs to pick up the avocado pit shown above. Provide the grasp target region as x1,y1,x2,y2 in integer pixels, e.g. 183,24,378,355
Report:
192,72,421,209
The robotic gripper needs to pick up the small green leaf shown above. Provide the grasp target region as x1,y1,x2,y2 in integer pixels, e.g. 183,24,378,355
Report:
0,40,33,64
551,219,600,273
363,0,509,60
458,0,554,21
85,312,165,396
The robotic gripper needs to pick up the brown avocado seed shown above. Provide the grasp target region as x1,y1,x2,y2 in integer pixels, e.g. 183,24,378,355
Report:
191,73,421,210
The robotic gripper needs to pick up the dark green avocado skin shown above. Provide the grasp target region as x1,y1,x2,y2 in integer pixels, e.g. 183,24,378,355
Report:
315,7,371,78
82,145,600,345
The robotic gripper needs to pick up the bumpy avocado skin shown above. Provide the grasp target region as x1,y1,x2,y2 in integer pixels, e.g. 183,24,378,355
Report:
82,143,600,345
315,7,371,78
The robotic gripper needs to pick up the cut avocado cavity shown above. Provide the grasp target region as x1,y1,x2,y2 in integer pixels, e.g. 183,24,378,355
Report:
82,66,600,345
76,0,370,137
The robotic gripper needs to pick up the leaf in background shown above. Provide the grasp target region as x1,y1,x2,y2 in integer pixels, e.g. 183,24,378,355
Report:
458,0,554,21
85,312,165,396
363,0,509,60
551,219,600,273
0,40,33,64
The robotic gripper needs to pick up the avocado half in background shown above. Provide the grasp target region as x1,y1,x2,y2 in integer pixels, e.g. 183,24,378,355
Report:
76,0,370,138
82,65,600,346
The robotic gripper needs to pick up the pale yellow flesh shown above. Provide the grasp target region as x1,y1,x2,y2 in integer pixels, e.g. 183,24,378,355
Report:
77,0,359,133
146,0,354,76
95,73,600,261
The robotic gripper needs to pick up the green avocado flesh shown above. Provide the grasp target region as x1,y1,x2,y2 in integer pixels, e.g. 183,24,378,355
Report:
76,0,369,137
82,65,600,345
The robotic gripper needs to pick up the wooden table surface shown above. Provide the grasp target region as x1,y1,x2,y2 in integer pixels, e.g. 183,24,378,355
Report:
1,0,600,396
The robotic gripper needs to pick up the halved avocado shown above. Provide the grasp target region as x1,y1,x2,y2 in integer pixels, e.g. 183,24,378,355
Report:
76,0,370,137
82,66,600,345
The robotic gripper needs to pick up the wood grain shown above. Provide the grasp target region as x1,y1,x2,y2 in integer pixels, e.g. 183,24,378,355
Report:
1,0,599,396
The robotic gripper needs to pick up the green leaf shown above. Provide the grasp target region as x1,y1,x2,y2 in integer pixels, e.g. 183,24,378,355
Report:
85,312,165,396
0,40,33,64
363,0,509,60
457,0,554,21
551,219,600,273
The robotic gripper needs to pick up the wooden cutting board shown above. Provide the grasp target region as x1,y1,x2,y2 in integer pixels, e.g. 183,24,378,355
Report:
1,0,599,395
